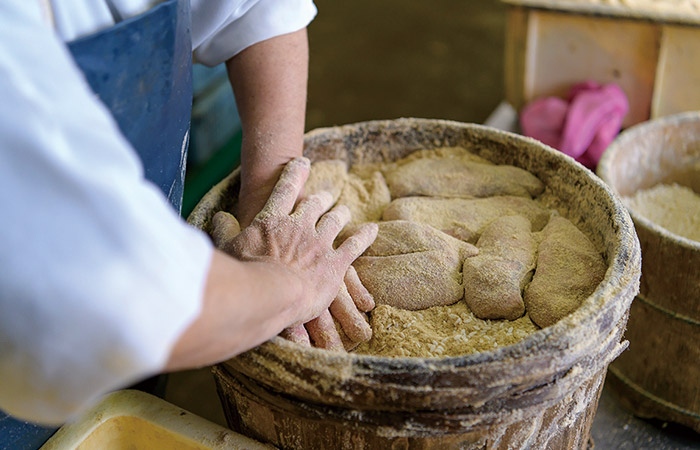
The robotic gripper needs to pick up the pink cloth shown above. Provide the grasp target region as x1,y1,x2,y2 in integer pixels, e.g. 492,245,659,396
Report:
520,81,629,169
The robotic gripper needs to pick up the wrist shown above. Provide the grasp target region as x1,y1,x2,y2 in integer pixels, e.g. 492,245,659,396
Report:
236,147,303,227
239,143,302,186
249,259,308,326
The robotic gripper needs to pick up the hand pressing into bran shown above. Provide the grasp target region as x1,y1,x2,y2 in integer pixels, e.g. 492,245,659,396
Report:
212,157,378,352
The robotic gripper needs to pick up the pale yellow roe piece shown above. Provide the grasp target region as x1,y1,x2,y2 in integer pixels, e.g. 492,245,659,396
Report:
383,195,551,243
524,216,606,328
354,302,539,358
303,159,348,202
384,149,544,199
338,172,391,227
463,215,538,320
624,183,700,242
352,220,478,310
302,150,604,358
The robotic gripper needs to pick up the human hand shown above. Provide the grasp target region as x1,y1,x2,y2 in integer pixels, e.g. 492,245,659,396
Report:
281,265,375,352
236,178,277,229
215,225,375,352
212,157,378,349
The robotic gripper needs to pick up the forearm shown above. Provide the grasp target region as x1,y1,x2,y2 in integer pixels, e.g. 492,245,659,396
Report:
227,28,309,227
166,250,304,371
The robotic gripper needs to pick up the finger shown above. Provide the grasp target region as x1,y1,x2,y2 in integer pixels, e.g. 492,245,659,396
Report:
258,157,310,218
329,284,372,343
305,310,345,352
291,191,334,224
316,205,351,240
337,325,361,352
335,222,379,265
345,266,375,312
280,324,311,346
211,211,241,248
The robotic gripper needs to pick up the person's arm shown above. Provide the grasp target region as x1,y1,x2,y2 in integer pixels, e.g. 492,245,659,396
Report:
0,2,213,424
190,1,316,226
227,28,308,228
166,158,378,370
224,29,376,351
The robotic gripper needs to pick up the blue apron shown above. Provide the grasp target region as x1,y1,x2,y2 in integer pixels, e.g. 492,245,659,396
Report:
0,1,192,448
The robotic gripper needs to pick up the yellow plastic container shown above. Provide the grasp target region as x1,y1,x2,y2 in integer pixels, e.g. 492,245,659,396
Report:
40,390,271,449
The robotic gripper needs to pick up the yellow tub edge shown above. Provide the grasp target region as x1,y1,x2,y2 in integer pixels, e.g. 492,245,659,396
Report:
40,389,272,449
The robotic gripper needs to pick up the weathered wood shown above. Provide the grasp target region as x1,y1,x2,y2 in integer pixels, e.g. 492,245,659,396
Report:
189,118,642,448
653,26,700,119
214,364,608,449
598,111,700,432
504,6,529,112
503,0,700,26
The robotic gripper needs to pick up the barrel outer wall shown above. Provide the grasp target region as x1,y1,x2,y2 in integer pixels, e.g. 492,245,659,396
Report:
597,112,700,432
213,364,607,449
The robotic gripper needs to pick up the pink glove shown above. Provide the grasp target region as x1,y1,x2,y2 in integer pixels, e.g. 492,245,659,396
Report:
520,81,629,169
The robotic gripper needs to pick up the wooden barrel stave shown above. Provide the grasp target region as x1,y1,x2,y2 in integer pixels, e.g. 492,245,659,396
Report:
213,364,608,449
598,111,700,432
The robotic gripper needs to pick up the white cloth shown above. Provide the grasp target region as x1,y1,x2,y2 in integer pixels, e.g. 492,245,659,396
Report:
0,0,314,425
48,0,318,66
191,0,318,66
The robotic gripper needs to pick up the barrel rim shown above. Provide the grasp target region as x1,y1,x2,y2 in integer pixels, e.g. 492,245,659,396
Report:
190,118,640,372
598,111,700,252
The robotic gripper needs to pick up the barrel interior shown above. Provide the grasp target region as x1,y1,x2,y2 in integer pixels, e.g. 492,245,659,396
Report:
601,113,700,197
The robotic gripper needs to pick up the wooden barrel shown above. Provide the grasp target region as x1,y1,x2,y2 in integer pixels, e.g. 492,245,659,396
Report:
597,111,700,433
189,118,641,448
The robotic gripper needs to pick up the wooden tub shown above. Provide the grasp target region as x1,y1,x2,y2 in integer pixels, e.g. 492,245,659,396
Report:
189,118,641,448
598,111,700,433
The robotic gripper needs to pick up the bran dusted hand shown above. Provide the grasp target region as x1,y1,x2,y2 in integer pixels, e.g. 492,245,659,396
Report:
212,157,378,351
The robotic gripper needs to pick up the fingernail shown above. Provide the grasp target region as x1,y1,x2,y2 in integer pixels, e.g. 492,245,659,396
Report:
365,293,376,310
366,222,379,235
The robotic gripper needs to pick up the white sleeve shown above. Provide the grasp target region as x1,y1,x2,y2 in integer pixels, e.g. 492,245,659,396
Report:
0,2,213,425
191,0,317,67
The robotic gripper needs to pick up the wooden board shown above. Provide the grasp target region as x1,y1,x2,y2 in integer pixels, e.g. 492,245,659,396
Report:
503,0,700,26
523,10,659,127
653,25,700,118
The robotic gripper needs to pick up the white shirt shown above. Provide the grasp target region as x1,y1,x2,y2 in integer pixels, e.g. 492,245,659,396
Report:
0,0,316,425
